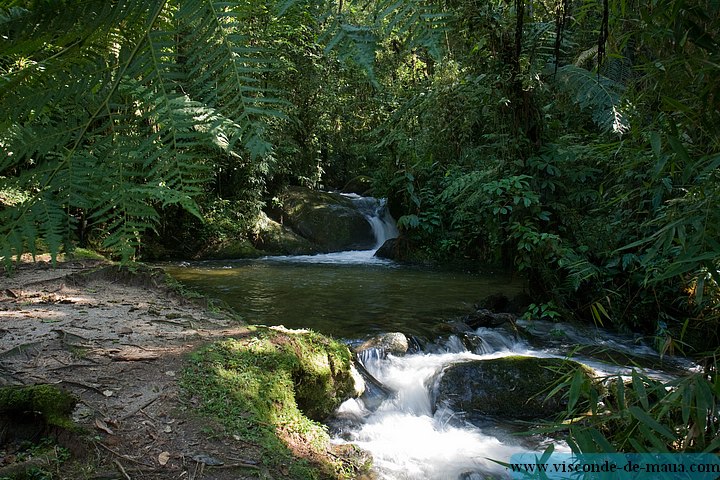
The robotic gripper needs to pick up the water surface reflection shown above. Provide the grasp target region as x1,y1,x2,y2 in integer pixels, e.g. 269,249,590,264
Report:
164,258,523,339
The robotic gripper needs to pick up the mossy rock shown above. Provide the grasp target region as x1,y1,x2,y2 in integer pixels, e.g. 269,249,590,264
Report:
187,327,356,422
183,327,365,478
276,187,374,252
435,356,594,420
252,211,320,255
0,384,78,446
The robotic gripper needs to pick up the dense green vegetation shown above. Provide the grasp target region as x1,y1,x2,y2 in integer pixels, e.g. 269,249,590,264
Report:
3,0,717,349
1,0,719,458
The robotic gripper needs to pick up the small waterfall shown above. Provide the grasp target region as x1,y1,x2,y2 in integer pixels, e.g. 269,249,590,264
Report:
331,324,696,479
343,194,399,249
261,193,399,265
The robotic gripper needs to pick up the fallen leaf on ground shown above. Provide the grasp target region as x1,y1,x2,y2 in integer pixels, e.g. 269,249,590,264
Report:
158,451,171,466
94,418,114,435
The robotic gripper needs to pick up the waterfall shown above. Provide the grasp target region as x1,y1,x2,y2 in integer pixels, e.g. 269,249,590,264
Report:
343,194,399,249
261,193,399,265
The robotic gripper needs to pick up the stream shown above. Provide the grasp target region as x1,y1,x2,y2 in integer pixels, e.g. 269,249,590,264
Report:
163,195,696,480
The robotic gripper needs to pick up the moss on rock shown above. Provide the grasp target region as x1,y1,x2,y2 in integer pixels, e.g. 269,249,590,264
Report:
252,211,320,255
182,326,365,479
0,384,77,431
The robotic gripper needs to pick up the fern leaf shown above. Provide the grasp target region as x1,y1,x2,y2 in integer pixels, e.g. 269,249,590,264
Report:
555,64,629,134
1,0,284,263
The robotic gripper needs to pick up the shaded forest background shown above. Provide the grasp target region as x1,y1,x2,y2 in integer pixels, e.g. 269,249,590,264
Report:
1,0,719,355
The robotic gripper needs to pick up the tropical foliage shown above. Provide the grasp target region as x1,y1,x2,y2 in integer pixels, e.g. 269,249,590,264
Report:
2,1,719,348
2,0,720,463
1,0,285,262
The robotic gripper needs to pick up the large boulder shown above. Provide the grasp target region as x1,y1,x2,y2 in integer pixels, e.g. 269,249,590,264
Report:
275,187,375,252
252,211,319,255
434,356,594,420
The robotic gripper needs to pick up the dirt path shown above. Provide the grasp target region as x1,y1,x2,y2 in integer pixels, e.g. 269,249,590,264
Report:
0,260,277,479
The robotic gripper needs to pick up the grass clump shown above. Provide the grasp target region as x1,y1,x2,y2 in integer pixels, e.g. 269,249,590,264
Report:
182,326,369,479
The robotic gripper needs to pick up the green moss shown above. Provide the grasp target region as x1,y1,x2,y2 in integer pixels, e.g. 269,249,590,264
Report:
182,327,363,479
0,384,77,430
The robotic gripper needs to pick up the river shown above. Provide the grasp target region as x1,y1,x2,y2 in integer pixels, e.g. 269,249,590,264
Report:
162,196,694,479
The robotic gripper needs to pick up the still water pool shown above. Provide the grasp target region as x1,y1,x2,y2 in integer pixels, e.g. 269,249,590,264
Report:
163,252,523,339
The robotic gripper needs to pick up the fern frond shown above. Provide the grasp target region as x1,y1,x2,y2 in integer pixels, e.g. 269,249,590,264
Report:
178,0,283,158
555,64,629,134
280,0,452,77
1,0,285,264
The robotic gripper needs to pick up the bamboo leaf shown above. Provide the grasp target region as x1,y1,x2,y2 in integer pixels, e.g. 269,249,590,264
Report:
631,371,649,410
629,406,676,442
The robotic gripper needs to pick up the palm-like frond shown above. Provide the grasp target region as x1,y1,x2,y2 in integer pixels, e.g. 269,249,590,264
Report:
0,0,281,264
555,64,629,134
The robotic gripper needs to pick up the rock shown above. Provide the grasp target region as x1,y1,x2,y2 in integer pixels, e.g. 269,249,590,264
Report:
355,332,409,357
252,211,319,255
351,333,408,411
374,237,413,261
276,187,375,252
434,356,594,420
189,327,358,422
462,309,517,329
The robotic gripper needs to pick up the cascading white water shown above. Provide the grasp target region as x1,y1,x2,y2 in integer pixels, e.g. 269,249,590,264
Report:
343,193,399,249
331,324,695,480
332,333,552,480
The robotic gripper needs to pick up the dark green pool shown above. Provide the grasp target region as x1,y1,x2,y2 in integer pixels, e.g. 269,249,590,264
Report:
163,252,523,339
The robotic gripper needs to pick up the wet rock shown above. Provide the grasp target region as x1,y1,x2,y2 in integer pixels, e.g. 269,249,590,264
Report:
374,237,413,261
436,321,474,335
434,356,594,420
355,332,409,357
352,333,408,411
275,187,375,252
456,332,485,353
462,308,517,330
